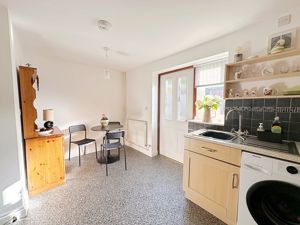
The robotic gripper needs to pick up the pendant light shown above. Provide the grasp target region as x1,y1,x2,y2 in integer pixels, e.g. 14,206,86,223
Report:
103,47,110,80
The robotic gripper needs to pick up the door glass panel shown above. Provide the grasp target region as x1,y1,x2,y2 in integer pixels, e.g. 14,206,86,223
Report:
164,79,173,120
177,77,187,121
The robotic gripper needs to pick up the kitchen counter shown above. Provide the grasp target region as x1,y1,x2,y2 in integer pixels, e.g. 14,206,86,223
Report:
185,129,300,163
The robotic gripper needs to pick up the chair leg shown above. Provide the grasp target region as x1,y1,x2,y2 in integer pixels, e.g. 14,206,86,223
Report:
84,146,86,155
78,146,81,166
105,150,108,176
124,146,127,170
95,142,97,159
69,143,71,161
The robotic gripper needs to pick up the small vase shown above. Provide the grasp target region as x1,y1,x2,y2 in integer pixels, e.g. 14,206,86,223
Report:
100,119,109,127
203,108,211,123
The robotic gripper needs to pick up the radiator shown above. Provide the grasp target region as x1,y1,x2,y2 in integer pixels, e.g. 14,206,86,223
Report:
126,119,148,148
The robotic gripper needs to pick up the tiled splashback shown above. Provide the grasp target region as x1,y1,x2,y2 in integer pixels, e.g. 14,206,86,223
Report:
188,98,300,141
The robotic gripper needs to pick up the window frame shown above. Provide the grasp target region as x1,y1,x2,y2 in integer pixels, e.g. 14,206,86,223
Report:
192,55,228,124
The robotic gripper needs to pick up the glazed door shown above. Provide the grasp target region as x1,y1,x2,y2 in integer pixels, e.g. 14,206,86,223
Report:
159,68,194,163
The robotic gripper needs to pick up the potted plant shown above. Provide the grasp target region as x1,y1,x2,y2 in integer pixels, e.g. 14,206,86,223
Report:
100,114,109,127
195,95,221,123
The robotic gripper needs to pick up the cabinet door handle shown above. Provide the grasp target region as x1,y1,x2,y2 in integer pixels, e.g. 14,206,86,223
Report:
202,147,217,153
232,173,239,189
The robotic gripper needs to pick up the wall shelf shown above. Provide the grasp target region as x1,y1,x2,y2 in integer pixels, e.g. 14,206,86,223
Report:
225,71,300,84
227,49,300,67
225,95,300,100
224,49,300,99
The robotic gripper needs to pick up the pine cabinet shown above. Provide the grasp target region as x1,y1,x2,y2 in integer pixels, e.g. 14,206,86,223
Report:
18,66,65,196
183,137,241,225
25,129,65,196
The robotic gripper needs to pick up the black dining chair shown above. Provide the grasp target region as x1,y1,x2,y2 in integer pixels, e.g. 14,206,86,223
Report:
69,124,97,166
102,121,122,143
102,131,126,176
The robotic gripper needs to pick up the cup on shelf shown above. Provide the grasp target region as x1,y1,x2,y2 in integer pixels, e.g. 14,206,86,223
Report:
234,71,242,80
262,64,274,76
235,92,241,98
250,89,257,97
243,89,250,97
228,89,234,98
263,87,277,96
280,65,289,74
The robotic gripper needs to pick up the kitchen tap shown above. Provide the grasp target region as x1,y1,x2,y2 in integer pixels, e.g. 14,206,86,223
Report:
225,109,248,141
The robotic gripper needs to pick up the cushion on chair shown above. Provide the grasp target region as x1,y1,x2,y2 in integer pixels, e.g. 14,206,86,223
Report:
71,138,96,146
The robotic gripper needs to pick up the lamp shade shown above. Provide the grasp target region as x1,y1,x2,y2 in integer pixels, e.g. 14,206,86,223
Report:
43,109,54,121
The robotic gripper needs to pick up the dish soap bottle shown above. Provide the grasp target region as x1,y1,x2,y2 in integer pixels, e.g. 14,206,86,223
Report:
271,116,282,134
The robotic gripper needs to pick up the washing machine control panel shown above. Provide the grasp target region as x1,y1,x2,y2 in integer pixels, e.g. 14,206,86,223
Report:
274,160,300,181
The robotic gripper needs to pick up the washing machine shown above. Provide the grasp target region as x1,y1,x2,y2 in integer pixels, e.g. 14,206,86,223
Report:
237,151,300,225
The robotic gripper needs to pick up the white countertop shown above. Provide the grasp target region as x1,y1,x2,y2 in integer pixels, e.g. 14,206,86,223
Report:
185,129,300,163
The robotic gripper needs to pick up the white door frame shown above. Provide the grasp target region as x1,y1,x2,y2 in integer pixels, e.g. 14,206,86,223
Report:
156,66,195,156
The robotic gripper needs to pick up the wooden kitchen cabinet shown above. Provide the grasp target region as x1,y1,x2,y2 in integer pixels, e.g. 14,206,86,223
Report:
18,66,65,196
25,128,65,196
183,137,241,225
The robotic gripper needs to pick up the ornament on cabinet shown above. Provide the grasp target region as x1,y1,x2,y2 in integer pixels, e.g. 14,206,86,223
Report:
243,89,250,97
228,89,234,98
234,47,243,62
262,64,274,76
250,89,257,97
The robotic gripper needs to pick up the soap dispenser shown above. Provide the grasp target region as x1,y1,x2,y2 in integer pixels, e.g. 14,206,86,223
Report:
257,123,265,132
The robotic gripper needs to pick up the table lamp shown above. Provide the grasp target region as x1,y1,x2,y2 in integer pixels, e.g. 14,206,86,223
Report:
43,109,54,129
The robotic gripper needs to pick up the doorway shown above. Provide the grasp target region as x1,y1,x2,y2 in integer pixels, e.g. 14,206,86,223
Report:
158,66,194,163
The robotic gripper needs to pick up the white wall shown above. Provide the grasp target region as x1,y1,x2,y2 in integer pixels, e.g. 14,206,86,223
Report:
15,41,126,159
126,7,300,157
0,4,27,223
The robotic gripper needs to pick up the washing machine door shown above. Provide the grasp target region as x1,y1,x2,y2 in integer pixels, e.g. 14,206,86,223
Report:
246,180,300,225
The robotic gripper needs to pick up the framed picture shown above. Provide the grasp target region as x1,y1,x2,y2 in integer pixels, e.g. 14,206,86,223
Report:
268,29,296,53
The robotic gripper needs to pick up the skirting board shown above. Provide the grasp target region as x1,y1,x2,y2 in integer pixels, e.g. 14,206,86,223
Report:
126,142,154,157
0,206,27,225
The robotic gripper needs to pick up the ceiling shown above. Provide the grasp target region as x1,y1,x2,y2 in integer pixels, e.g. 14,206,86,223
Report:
0,0,299,71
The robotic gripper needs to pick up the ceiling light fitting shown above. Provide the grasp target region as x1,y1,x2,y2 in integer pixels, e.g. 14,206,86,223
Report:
97,20,112,31
103,47,111,80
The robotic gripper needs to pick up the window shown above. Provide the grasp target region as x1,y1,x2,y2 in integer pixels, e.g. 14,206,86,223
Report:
177,77,187,121
195,54,228,124
164,78,173,120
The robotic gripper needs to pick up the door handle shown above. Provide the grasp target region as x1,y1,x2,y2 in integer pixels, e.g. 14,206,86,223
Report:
232,173,239,189
201,147,217,152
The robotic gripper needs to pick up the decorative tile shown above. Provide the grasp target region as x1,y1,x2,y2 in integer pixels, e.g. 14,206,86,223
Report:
277,98,291,107
277,112,290,122
242,99,252,107
264,99,276,107
292,98,300,107
253,99,264,107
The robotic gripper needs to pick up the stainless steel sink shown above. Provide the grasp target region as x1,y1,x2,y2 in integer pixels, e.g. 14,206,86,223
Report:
199,130,236,141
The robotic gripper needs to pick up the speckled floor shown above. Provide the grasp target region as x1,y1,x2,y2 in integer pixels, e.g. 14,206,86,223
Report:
18,147,225,225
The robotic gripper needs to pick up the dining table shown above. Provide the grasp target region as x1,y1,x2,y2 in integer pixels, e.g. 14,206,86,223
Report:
91,124,123,164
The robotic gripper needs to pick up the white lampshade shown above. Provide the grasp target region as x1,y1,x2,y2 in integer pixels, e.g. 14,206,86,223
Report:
43,109,54,121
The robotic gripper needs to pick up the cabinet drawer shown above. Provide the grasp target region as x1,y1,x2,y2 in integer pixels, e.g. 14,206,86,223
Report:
184,138,241,166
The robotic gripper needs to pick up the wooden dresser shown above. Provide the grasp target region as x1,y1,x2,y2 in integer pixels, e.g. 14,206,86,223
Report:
18,66,65,196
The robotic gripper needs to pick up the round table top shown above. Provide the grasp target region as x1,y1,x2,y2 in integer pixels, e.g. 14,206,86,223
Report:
91,124,123,132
